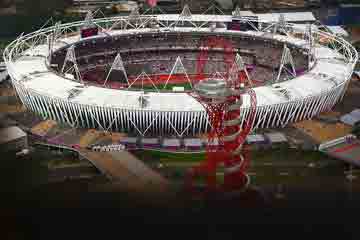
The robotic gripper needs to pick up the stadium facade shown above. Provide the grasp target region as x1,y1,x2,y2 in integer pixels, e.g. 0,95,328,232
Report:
3,9,358,137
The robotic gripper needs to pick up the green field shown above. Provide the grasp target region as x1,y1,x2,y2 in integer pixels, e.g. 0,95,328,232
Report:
132,149,205,162
133,147,333,165
31,145,79,167
131,82,193,91
132,147,345,188
250,147,334,164
0,38,14,50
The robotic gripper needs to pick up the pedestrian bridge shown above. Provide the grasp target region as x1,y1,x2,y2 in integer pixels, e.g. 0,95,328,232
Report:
319,135,360,167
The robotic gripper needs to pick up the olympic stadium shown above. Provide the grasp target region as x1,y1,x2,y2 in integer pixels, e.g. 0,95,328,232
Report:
3,7,358,138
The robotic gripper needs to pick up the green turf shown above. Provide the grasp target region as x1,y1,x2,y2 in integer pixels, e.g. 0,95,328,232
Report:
131,82,193,91
250,147,334,164
134,147,344,190
0,38,14,50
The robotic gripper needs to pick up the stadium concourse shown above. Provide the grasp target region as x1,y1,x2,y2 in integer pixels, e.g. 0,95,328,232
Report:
3,6,358,138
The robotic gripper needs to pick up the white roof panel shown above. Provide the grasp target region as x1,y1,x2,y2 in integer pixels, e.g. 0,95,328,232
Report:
155,12,315,23
257,12,316,23
9,27,355,112
156,14,232,22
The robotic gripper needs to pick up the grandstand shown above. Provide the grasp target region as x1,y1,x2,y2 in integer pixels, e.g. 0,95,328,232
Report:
50,31,308,90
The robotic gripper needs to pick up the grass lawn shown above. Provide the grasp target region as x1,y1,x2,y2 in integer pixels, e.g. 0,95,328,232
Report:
47,156,83,168
250,147,335,164
0,37,14,50
134,147,334,165
132,149,205,162
134,147,347,191
33,145,82,168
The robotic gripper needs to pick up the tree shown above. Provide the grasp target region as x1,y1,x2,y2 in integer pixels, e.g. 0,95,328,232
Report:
352,121,360,137
2,0,72,36
19,0,71,16
0,0,13,8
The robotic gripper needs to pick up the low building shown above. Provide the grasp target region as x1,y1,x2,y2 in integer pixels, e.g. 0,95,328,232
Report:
0,126,28,152
119,136,138,148
293,119,352,144
265,132,288,145
340,109,360,126
162,138,181,150
245,134,267,144
184,138,203,151
340,114,359,126
316,114,339,124
140,137,160,148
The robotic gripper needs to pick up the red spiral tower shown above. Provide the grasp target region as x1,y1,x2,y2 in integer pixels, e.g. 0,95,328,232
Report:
196,36,235,83
186,36,257,197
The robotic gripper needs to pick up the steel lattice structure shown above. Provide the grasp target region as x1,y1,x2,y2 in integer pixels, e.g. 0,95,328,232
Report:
185,36,257,195
196,36,235,78
3,9,358,138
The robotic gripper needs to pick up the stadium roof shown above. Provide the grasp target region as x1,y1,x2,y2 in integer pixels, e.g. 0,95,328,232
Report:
256,12,316,23
156,12,316,23
11,26,353,112
156,14,230,22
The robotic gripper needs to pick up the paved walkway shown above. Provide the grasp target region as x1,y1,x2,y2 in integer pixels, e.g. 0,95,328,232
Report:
79,149,170,196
